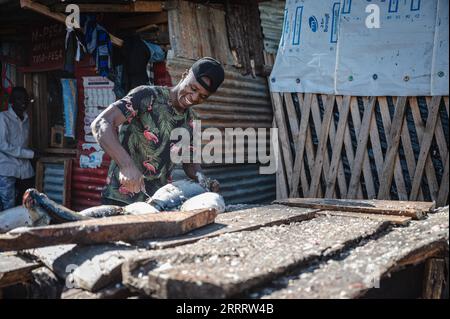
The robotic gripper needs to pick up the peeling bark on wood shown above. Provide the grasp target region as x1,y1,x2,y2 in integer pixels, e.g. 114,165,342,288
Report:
122,216,388,298
0,209,217,252
274,198,433,219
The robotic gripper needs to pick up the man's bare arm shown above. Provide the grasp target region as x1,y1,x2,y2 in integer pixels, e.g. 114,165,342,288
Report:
91,105,143,193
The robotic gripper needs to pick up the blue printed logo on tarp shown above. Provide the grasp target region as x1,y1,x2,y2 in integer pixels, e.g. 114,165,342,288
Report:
309,16,318,32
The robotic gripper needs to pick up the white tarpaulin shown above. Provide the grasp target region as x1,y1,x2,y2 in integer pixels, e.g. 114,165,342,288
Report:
270,0,449,96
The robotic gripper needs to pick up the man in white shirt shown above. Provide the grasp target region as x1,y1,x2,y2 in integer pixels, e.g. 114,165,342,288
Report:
0,87,36,211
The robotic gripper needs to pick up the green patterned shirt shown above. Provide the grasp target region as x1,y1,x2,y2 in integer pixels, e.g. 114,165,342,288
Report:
102,85,195,205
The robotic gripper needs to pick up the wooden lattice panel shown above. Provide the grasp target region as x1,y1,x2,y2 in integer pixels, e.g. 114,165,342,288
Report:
271,93,449,207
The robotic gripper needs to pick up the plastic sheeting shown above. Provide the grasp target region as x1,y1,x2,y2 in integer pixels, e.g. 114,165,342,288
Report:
270,0,449,96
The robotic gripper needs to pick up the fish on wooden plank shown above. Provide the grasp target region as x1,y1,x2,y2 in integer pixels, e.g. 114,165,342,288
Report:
0,179,225,233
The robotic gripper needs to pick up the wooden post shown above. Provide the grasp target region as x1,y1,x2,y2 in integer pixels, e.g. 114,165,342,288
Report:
423,258,447,299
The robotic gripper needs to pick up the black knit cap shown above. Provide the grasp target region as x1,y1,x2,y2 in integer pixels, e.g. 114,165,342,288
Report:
191,57,225,93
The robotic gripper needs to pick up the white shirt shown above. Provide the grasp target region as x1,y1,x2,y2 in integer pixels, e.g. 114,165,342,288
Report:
0,106,35,179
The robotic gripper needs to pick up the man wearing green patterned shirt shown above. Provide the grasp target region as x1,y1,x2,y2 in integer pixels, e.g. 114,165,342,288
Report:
91,57,225,206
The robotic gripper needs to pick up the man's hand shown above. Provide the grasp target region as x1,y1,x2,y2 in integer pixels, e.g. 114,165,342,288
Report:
209,179,220,193
119,164,144,194
196,171,220,193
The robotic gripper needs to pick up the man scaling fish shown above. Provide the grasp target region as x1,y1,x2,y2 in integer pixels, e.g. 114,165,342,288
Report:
0,58,226,232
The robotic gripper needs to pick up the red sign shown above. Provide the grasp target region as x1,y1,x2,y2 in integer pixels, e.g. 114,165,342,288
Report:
29,23,65,71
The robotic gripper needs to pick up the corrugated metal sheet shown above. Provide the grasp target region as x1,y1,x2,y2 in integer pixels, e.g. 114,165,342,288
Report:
167,56,273,129
71,160,109,211
258,1,285,54
167,56,276,204
43,163,65,204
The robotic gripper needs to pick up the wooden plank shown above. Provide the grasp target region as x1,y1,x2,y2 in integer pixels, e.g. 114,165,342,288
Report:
316,211,411,226
283,93,299,137
368,102,384,188
271,92,294,191
291,93,313,197
377,97,408,200
423,258,447,299
321,95,348,198
427,96,448,164
273,118,288,199
258,206,448,299
29,205,317,292
348,97,376,198
309,95,335,197
354,97,376,198
410,97,437,201
122,216,388,298
340,98,363,198
0,209,217,252
52,1,163,13
401,98,424,200
410,96,442,200
0,253,40,288
274,198,433,219
437,152,449,207
309,95,332,198
20,0,123,47
29,244,139,292
325,96,351,197
138,205,317,249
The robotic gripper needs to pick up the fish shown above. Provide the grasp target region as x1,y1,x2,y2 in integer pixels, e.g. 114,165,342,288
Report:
23,188,92,223
17,179,224,229
0,205,50,234
148,180,207,211
180,192,226,213
122,202,160,215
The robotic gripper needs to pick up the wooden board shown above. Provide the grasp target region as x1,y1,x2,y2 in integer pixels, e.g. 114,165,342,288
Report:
422,258,447,299
316,211,411,226
138,205,317,249
0,209,217,251
27,205,316,292
0,253,40,288
274,198,433,219
122,216,388,298
256,206,448,299
28,244,139,292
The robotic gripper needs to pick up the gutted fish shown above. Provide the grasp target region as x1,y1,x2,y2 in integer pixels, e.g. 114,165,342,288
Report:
180,192,226,213
17,179,224,229
79,205,123,218
123,202,160,215
148,180,207,211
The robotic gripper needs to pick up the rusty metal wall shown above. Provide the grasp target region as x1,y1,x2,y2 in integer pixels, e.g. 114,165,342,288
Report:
258,1,285,54
71,160,109,211
167,2,277,204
